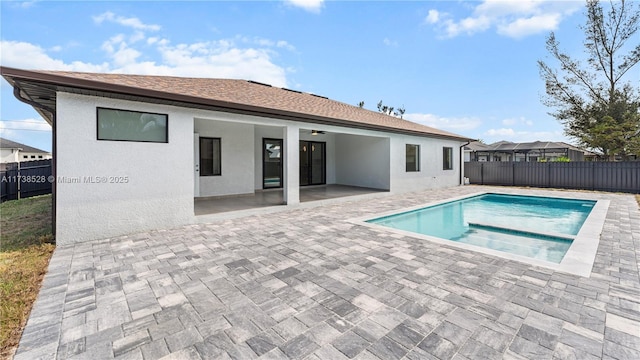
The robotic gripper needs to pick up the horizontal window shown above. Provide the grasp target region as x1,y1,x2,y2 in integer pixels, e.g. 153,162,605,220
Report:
443,147,453,170
406,144,420,172
97,107,168,143
200,137,221,176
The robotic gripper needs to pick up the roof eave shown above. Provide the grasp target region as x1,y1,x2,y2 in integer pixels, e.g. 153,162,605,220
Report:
1,66,472,142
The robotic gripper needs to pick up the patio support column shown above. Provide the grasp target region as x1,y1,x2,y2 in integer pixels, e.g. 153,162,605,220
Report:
282,125,300,205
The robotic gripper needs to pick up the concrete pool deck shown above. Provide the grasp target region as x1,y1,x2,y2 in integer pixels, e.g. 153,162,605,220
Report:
15,186,640,359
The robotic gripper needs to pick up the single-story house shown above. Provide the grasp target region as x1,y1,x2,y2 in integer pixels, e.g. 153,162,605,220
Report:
464,140,588,162
1,66,472,245
0,137,52,164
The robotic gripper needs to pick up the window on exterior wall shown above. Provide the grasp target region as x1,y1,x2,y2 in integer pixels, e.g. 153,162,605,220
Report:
23,155,28,159
38,155,43,159
443,147,453,170
30,155,36,159
200,137,221,176
97,107,168,143
406,144,420,172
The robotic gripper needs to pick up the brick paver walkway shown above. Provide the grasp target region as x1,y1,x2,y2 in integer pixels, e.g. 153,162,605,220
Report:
14,186,640,359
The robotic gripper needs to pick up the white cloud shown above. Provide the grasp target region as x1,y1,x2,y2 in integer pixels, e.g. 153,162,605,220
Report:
404,113,481,131
254,38,274,47
93,11,160,31
486,128,515,136
284,0,324,13
426,9,440,24
249,38,296,51
444,15,492,37
9,1,37,9
0,118,51,139
0,40,109,72
497,13,561,38
151,42,288,86
129,31,146,44
276,40,296,51
484,127,565,142
1,12,291,88
426,0,581,38
383,38,399,47
113,46,142,67
101,34,125,53
502,116,533,126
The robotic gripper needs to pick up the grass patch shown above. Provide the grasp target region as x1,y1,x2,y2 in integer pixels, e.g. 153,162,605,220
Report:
1,195,54,359
1,195,53,252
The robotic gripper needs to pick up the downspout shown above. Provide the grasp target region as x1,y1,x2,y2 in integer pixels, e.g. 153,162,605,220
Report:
459,141,470,185
13,86,57,242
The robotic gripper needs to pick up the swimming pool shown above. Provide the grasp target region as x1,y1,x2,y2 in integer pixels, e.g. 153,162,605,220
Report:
368,194,594,263
356,192,609,276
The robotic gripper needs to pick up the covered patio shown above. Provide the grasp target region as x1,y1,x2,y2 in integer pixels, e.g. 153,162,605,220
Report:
194,184,387,215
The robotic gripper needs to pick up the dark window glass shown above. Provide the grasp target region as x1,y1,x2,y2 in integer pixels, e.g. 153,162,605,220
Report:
406,144,420,172
443,147,453,170
97,107,168,142
200,138,221,176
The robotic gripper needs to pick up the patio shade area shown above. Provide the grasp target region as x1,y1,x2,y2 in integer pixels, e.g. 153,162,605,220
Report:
14,186,640,360
194,184,387,215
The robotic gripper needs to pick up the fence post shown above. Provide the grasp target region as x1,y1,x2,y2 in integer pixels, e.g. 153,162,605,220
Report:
17,161,21,200
591,161,595,191
480,163,484,185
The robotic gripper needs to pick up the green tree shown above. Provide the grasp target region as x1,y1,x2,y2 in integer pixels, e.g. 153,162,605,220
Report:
553,156,571,162
538,0,640,160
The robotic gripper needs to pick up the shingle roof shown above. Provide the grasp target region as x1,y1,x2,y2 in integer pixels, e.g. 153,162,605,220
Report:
1,67,471,141
0,137,49,153
464,141,493,151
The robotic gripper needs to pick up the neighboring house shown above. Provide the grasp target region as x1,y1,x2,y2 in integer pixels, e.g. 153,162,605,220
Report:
1,67,472,245
0,137,51,164
465,140,588,162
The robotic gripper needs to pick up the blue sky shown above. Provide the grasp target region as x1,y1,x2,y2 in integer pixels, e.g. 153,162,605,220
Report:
0,0,596,152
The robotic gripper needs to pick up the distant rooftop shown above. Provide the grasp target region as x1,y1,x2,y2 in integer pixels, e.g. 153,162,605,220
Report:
0,137,49,153
465,140,586,153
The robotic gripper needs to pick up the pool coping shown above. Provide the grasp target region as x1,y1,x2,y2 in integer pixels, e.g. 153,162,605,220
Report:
348,191,610,277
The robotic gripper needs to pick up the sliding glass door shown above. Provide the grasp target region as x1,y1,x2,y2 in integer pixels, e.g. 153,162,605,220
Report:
300,141,325,186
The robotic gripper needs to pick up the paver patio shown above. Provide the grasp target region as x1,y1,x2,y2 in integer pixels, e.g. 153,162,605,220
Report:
14,186,640,359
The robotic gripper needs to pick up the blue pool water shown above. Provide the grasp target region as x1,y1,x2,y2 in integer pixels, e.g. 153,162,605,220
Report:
368,194,596,263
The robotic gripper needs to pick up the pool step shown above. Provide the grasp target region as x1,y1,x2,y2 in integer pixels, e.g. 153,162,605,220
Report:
467,222,575,242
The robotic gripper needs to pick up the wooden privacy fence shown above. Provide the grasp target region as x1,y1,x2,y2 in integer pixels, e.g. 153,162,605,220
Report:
0,159,52,202
465,161,640,194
